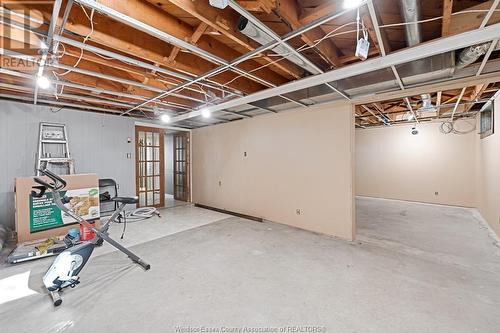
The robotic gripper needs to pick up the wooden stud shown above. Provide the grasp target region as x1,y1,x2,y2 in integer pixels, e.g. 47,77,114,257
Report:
442,0,453,36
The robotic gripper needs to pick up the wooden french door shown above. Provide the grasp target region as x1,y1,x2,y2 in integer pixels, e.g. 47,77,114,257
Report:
173,132,190,202
135,126,165,208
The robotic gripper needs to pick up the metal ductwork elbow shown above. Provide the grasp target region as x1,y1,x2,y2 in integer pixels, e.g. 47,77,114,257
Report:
237,16,318,74
456,42,500,69
418,94,436,113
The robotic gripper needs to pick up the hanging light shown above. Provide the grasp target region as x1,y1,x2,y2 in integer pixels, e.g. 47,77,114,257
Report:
37,76,50,89
344,0,363,9
160,114,171,123
201,108,211,118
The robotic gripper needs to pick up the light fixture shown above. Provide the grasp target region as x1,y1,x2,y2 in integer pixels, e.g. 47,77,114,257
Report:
40,41,48,50
343,0,363,9
160,114,171,123
201,108,211,118
37,76,50,89
209,0,228,9
411,126,419,135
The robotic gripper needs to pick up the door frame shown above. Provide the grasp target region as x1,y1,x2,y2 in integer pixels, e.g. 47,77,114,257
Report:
135,125,165,208
134,122,192,203
173,131,191,202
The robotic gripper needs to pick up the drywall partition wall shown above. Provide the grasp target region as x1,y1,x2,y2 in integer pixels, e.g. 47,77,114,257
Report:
192,102,355,240
356,122,476,207
0,100,136,229
476,95,500,236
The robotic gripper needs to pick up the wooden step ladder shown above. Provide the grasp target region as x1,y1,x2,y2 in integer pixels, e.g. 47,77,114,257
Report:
36,122,74,176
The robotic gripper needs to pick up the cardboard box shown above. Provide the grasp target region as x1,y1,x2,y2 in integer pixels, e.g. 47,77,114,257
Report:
15,174,100,242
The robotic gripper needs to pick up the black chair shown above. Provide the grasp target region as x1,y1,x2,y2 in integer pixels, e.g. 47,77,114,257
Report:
99,178,118,216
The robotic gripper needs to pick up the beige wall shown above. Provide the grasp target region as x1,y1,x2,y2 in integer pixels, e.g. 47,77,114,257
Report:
356,122,476,207
192,102,355,240
475,95,500,236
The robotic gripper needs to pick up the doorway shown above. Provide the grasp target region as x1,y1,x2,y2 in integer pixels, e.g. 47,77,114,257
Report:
164,130,191,208
135,126,165,208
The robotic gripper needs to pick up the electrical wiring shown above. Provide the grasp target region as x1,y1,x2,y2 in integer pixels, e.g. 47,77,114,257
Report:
42,4,499,117
222,9,499,89
222,21,360,87
379,9,500,29
439,118,476,135
57,4,94,77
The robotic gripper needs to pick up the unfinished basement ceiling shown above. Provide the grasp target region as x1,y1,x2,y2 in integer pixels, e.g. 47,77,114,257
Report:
0,0,500,128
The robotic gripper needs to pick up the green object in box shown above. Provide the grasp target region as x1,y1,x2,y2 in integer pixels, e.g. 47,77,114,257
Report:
29,191,71,233
29,187,100,233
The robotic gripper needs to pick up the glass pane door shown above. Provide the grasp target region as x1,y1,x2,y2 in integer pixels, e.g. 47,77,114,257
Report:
136,126,164,208
174,132,190,202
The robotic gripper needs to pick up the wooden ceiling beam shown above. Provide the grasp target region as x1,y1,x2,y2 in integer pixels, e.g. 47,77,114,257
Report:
239,1,276,14
449,0,500,35
436,91,442,117
464,84,488,112
442,0,453,36
95,0,296,87
5,2,269,94
152,0,303,79
298,2,337,25
74,0,285,91
276,0,342,68
168,22,209,65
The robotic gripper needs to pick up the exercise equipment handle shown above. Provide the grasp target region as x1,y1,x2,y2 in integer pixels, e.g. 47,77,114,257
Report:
136,259,151,271
39,169,67,188
33,177,53,189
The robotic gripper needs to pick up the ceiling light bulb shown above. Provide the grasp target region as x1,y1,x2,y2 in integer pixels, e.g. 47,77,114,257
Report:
201,108,211,118
161,114,171,123
37,76,50,89
343,0,363,9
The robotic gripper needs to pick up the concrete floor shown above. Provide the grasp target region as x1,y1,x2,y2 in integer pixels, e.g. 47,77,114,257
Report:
165,194,191,209
0,198,499,332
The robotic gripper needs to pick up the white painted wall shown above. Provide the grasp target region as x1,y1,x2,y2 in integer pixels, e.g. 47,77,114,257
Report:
475,95,500,236
0,100,136,229
355,122,476,207
192,102,355,240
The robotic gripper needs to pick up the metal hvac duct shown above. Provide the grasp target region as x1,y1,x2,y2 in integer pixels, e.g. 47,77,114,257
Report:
456,42,500,69
237,16,318,74
399,0,436,112
399,0,422,46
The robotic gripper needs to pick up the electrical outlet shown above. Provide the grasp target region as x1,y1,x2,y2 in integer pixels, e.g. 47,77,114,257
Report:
435,191,439,196
218,180,222,187
296,209,303,215
244,151,247,157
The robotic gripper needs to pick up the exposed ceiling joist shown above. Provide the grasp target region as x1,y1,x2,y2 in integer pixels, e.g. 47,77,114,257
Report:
150,0,304,79
170,22,500,122
276,0,342,68
441,0,453,36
